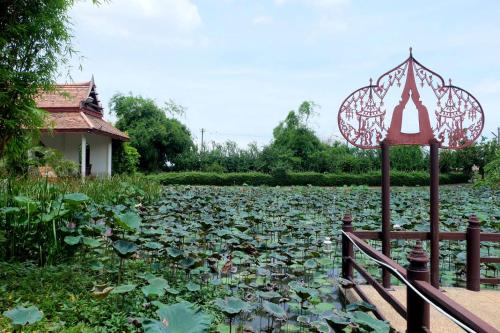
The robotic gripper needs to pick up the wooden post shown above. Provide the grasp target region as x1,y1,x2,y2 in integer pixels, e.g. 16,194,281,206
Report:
381,140,391,288
407,241,430,333
342,213,353,280
466,215,481,291
429,140,440,288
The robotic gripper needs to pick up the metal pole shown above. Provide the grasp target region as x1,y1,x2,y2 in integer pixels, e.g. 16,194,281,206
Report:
381,140,391,288
466,215,481,291
429,140,440,288
342,213,353,280
407,241,430,333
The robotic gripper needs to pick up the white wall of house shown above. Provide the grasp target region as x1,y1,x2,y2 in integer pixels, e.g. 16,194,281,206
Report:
40,132,112,177
86,134,111,177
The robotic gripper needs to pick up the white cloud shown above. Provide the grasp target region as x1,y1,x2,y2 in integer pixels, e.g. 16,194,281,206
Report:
71,0,203,47
252,15,273,25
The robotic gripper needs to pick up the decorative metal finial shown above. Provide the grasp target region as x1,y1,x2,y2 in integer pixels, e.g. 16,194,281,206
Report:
369,78,373,85
448,78,452,86
409,47,413,56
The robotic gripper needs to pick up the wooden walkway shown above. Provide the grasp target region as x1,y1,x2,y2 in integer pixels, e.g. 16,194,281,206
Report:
346,285,500,332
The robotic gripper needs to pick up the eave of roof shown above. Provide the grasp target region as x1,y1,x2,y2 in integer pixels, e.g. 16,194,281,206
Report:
41,112,129,141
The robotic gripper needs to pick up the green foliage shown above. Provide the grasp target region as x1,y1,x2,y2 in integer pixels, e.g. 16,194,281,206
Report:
149,171,468,186
0,175,160,264
112,141,140,174
476,150,500,189
0,0,100,158
440,138,498,176
0,184,497,331
266,101,322,171
389,145,426,171
110,94,194,172
1,144,78,177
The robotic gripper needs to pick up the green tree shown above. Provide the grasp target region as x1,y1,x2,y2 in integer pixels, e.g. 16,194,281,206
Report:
0,0,97,158
439,138,497,177
389,145,426,171
112,141,140,174
268,101,322,171
110,94,194,172
478,151,500,189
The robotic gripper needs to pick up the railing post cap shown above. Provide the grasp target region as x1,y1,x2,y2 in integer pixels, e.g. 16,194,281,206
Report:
342,213,352,224
468,215,480,227
408,240,429,265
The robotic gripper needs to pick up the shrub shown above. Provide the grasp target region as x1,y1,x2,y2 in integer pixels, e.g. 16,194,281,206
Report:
112,141,140,174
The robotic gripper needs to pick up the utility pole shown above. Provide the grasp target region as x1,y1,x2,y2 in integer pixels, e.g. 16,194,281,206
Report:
200,128,205,152
492,127,499,145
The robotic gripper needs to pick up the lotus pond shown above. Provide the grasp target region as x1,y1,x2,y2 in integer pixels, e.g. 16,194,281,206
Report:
141,185,498,332
1,183,498,332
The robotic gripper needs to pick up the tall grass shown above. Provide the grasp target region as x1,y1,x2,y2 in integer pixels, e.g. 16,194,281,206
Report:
0,175,161,265
0,174,161,206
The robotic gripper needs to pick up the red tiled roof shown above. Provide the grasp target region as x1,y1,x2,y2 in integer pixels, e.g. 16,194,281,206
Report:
84,113,129,140
43,112,129,141
37,80,129,141
36,82,92,109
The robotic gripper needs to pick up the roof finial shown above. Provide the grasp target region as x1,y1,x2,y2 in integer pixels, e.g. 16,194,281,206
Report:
448,78,452,86
409,47,413,57
369,78,373,85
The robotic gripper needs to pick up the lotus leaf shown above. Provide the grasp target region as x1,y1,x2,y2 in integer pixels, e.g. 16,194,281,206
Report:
346,301,377,312
144,241,163,250
257,291,281,299
310,320,330,333
186,281,201,292
142,277,169,297
3,305,43,326
324,313,351,331
115,212,141,232
304,258,318,269
64,235,82,246
262,301,286,319
63,193,90,203
350,311,390,333
14,196,38,213
214,297,251,317
111,284,136,294
83,237,100,248
141,302,211,333
112,240,138,258
288,281,318,301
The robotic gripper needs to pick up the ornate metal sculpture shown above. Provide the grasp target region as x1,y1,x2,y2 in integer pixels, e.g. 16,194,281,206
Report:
338,49,484,149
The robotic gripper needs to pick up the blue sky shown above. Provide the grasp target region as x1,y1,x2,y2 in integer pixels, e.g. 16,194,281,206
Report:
67,0,500,147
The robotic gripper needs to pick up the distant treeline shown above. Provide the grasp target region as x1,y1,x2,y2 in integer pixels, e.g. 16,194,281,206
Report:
109,94,498,178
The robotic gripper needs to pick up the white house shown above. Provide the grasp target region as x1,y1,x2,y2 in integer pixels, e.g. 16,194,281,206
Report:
36,78,128,177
